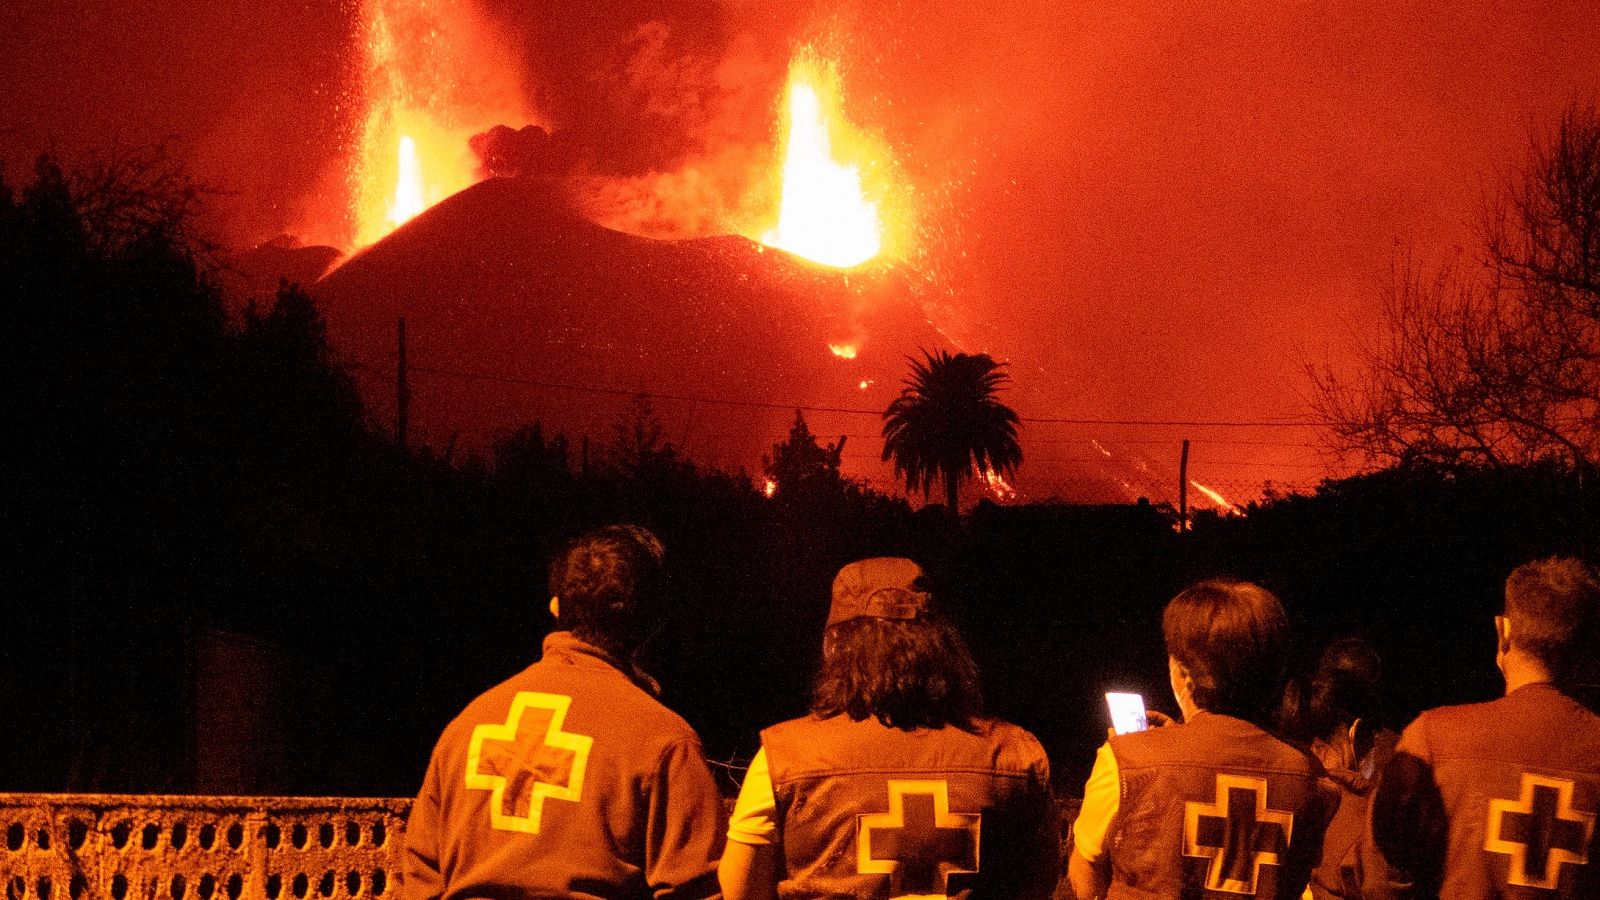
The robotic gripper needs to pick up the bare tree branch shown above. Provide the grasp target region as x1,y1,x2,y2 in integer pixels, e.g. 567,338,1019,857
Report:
1317,102,1600,470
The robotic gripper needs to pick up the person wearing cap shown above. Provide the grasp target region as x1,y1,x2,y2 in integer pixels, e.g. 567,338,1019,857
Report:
401,525,724,900
1357,557,1600,899
1067,579,1337,900
717,557,1059,900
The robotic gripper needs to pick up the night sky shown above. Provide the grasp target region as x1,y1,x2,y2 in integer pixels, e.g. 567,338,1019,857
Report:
5,0,1598,501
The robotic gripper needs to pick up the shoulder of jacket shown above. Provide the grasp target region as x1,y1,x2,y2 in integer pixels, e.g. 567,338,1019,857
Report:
1107,719,1185,766
762,713,829,744
983,719,1050,769
1403,697,1498,743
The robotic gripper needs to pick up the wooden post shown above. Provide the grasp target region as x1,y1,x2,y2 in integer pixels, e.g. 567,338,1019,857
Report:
396,317,410,449
1178,439,1190,533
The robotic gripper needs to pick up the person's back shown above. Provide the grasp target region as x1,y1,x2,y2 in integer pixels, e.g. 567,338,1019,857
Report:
1362,557,1600,899
761,713,1053,899
402,526,723,900
1102,712,1330,898
1374,686,1600,897
1070,579,1337,900
1293,637,1397,900
719,557,1058,900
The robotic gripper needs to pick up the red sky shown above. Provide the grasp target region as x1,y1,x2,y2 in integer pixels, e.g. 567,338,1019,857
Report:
5,0,1598,501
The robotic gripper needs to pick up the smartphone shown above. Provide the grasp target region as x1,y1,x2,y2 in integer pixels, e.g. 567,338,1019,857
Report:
1106,692,1148,734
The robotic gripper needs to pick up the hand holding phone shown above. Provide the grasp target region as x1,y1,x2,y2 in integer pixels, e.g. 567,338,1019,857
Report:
1106,692,1148,735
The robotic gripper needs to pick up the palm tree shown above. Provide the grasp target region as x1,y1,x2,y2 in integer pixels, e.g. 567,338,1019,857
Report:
881,349,1022,512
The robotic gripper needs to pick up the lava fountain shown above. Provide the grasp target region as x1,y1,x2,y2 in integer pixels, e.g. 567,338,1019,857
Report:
759,49,894,269
349,0,530,248
387,136,426,227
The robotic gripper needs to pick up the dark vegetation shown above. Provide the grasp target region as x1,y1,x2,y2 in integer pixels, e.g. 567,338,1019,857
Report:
2,153,1596,798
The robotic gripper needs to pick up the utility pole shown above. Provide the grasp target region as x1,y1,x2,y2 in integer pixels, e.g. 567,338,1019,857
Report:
1178,438,1190,533
396,317,409,449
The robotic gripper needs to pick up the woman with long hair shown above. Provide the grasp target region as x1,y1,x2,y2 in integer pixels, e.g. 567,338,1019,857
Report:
718,557,1059,900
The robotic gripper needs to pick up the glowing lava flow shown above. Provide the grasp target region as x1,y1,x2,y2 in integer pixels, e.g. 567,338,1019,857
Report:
761,51,888,268
828,343,858,359
1189,479,1241,515
981,467,1018,502
387,136,426,227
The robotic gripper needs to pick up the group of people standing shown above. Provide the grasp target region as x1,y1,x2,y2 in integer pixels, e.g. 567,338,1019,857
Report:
399,524,1600,899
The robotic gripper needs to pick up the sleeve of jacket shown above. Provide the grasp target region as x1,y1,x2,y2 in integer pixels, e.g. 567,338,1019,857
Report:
1020,759,1063,900
1358,718,1447,900
401,749,446,900
645,737,727,900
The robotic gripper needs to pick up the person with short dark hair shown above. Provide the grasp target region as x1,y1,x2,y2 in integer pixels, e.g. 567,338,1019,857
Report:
402,525,724,900
1359,557,1600,899
1294,637,1397,899
1068,579,1337,900
718,557,1058,900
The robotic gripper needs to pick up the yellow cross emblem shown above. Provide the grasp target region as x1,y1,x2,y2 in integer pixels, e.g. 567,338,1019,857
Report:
1485,772,1595,890
465,691,593,833
858,779,981,898
1184,774,1295,895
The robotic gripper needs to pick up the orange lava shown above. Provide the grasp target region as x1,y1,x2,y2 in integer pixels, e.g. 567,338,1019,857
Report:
1189,479,1241,515
828,343,858,359
350,0,530,248
981,467,1018,503
387,135,426,227
759,48,894,268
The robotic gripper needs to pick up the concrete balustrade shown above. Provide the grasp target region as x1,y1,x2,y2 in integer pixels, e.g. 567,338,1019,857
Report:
0,796,408,900
1,794,1081,899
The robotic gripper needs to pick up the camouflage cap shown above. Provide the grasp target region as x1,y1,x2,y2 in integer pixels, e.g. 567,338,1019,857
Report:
827,557,932,626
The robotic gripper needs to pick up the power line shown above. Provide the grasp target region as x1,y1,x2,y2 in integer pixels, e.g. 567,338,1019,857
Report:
358,360,1328,431
1019,416,1317,429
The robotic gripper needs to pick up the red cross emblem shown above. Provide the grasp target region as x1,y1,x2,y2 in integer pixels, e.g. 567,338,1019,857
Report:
1184,774,1295,895
858,780,981,897
465,691,593,833
1485,773,1595,890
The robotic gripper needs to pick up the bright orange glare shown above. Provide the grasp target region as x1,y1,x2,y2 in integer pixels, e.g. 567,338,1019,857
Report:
387,136,426,227
1189,479,1241,515
981,467,1018,503
760,50,888,268
350,0,530,248
762,477,779,499
828,343,858,359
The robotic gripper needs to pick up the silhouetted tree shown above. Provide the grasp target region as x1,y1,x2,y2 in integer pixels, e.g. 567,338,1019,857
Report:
882,349,1022,513
764,410,846,502
611,393,676,475
1315,102,1600,469
234,279,366,467
492,422,571,483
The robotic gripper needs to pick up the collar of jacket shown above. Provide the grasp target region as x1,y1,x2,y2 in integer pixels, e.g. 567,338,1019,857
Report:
541,629,663,697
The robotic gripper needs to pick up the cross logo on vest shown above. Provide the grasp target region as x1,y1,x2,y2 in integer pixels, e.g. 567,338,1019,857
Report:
465,691,593,833
858,780,981,898
1183,774,1295,895
1484,772,1596,890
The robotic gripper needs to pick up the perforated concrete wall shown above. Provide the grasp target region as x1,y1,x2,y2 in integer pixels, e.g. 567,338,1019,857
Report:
0,796,409,900
1,794,1080,900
